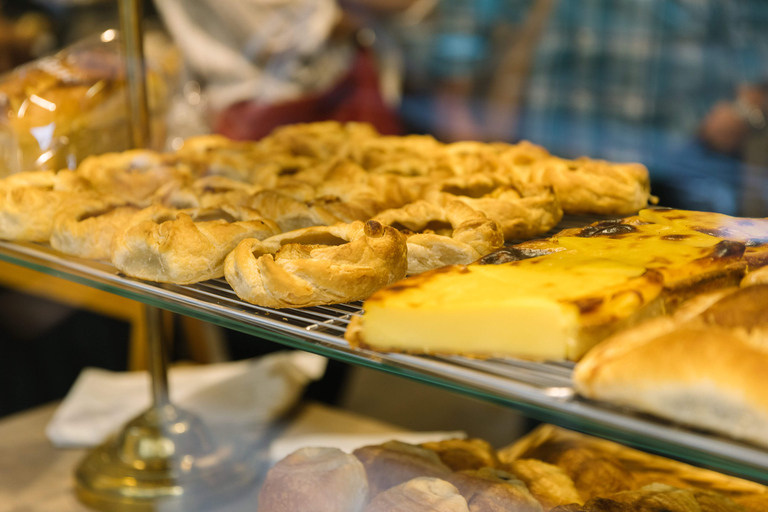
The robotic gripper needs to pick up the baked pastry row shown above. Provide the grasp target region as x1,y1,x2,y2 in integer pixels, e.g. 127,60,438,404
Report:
258,426,767,512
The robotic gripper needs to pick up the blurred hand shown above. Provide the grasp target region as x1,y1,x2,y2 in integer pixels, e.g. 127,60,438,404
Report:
699,101,749,154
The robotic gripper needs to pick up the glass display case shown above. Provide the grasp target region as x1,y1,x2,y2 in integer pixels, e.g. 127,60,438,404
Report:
2,0,768,510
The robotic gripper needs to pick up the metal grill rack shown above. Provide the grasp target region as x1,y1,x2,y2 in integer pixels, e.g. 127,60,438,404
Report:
2,231,768,482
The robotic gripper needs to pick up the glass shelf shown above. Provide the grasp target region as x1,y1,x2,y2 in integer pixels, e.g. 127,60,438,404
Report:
1,239,767,484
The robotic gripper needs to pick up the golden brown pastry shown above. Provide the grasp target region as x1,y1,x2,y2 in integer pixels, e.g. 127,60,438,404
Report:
374,193,504,274
76,149,192,205
447,467,543,512
574,284,768,448
246,188,343,232
353,440,453,497
51,196,141,260
0,170,92,241
420,438,501,472
505,459,583,510
520,157,652,216
364,477,470,512
258,447,369,512
500,426,768,511
111,204,279,284
224,220,407,308
428,173,563,240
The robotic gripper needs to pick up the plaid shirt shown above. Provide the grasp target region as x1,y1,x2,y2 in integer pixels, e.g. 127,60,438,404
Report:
426,0,768,163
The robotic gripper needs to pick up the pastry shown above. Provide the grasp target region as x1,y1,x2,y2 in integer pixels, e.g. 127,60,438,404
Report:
499,425,768,510
428,174,563,240
346,210,748,361
550,484,745,512
111,204,280,284
353,440,453,497
421,438,501,472
0,170,92,241
364,477,470,512
519,156,653,216
75,149,192,205
505,459,583,510
258,447,369,512
574,283,768,448
374,193,504,274
224,220,407,308
447,467,543,512
50,196,141,260
246,188,343,232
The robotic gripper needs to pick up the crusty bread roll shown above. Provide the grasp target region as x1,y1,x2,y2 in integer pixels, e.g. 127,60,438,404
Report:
111,204,280,284
51,197,140,260
574,284,768,448
224,220,407,308
364,477,470,512
447,467,543,512
258,447,369,512
353,440,453,497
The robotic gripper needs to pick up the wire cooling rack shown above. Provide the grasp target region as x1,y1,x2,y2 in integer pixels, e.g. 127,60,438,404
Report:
1,217,768,482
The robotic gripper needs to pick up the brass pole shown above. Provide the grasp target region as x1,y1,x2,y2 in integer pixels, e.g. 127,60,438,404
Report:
118,0,150,149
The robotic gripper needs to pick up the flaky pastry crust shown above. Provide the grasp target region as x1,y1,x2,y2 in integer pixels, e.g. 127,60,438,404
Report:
374,193,504,274
0,170,93,241
224,220,407,308
51,197,141,260
111,204,280,284
429,174,563,240
522,157,652,215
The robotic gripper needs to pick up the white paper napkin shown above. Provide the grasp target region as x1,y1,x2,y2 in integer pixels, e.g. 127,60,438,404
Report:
46,351,327,448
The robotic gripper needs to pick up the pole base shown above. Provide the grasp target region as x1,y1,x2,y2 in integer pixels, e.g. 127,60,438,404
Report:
74,404,262,511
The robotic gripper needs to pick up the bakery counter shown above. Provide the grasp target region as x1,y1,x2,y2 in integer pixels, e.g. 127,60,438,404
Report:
1,238,767,484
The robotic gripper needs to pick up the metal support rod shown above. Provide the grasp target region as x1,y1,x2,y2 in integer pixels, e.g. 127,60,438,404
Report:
118,0,150,149
145,305,171,408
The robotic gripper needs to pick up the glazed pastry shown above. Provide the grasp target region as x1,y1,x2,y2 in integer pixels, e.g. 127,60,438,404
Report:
374,193,504,274
505,459,583,510
364,477,470,512
225,220,407,308
353,440,453,497
420,438,501,472
111,204,280,284
258,447,369,512
51,196,141,260
447,467,543,512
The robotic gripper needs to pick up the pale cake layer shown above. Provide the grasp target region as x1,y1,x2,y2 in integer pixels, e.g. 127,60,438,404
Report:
357,254,659,360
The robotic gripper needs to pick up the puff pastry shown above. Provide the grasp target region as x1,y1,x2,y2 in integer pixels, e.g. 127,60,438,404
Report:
76,149,193,205
428,174,563,240
374,193,504,274
51,197,141,260
111,204,280,284
0,170,92,241
224,220,407,308
519,157,652,216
